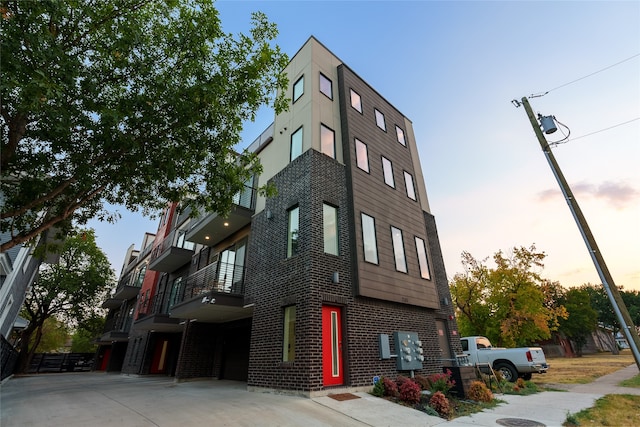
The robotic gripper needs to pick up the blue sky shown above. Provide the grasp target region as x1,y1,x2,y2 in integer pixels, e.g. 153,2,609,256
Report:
90,1,640,290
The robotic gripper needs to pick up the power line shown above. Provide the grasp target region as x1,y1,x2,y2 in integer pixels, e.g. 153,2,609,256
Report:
564,117,640,143
529,53,640,98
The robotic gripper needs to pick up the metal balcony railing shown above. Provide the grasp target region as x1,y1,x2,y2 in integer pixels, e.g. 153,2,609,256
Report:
149,228,195,264
179,261,246,302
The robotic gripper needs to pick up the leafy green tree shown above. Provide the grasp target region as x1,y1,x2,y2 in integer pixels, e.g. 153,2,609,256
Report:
71,314,105,352
450,245,567,347
16,229,114,373
1,0,288,251
558,288,598,356
26,316,70,353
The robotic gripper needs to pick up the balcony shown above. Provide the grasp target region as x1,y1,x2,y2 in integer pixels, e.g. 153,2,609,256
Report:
112,282,141,300
101,298,123,309
148,229,195,272
134,293,183,333
168,261,251,323
98,311,133,343
185,185,255,246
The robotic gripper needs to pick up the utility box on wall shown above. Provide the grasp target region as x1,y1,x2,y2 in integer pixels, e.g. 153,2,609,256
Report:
393,331,424,371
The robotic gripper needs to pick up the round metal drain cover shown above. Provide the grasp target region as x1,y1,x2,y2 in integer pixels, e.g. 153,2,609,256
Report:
496,418,545,427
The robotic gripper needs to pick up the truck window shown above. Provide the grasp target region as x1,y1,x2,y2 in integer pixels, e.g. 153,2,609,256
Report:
476,337,491,349
461,340,468,352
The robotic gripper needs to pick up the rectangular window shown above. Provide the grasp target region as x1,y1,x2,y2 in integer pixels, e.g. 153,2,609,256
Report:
320,124,335,159
287,206,300,257
355,138,369,172
415,237,431,280
391,226,407,273
319,73,332,99
396,125,406,146
323,204,338,255
293,75,304,102
361,213,378,264
404,171,416,200
382,156,395,188
290,127,303,162
350,89,362,113
283,306,296,361
375,108,386,131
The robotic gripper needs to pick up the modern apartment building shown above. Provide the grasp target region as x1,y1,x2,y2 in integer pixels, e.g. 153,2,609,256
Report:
110,36,461,395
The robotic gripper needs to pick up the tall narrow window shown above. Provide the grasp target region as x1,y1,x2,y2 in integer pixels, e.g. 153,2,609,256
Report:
319,73,333,99
350,89,362,113
375,109,386,131
283,306,296,361
355,138,369,172
382,156,395,188
323,204,338,255
361,213,378,264
404,171,416,200
415,237,431,280
287,206,300,257
293,75,304,102
320,124,335,159
290,127,303,161
395,125,406,146
391,226,407,273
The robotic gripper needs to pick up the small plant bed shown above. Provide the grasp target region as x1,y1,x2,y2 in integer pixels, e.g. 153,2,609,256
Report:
371,370,509,420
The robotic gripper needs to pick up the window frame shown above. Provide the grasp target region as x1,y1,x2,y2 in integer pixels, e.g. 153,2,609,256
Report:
283,305,296,362
360,213,379,264
381,156,395,188
391,226,408,273
350,88,362,113
287,206,300,257
320,123,336,159
395,125,406,146
293,75,304,103
403,171,417,201
374,108,386,131
415,236,432,280
323,203,339,256
319,72,333,100
290,126,303,162
355,138,369,173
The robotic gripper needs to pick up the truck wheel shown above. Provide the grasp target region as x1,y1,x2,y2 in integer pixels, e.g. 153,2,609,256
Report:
521,373,532,381
494,363,517,382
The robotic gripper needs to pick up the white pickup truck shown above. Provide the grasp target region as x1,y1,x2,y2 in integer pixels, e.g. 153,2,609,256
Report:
460,336,549,382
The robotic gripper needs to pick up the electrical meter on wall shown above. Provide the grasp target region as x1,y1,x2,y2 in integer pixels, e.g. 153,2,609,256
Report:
393,331,424,371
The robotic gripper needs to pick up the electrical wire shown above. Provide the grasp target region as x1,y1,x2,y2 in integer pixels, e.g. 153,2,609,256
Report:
561,117,640,144
529,53,640,98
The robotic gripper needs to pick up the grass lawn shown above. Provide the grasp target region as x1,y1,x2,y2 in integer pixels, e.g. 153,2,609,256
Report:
532,349,635,385
564,394,640,426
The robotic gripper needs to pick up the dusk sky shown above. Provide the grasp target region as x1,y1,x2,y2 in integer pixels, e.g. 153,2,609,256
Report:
89,1,640,291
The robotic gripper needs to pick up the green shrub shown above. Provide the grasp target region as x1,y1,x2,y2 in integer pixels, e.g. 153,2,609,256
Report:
372,377,385,397
427,369,456,395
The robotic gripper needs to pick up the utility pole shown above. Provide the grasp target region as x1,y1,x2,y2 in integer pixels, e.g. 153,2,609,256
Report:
519,96,640,369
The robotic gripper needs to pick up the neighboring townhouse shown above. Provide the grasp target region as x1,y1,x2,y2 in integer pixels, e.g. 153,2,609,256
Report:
96,232,155,372
116,36,461,395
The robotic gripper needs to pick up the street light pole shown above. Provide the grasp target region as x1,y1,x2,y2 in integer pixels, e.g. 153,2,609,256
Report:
520,96,640,368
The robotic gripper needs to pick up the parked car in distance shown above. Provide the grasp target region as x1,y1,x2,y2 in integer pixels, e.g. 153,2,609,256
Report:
461,336,549,382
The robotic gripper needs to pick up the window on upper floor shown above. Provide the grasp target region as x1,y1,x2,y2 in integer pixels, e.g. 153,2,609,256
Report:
396,125,406,146
283,305,296,361
290,127,303,162
375,108,386,131
391,226,407,273
382,156,395,188
321,124,335,159
404,171,416,201
415,236,431,280
350,89,362,113
319,73,332,99
361,213,379,264
355,138,369,172
293,75,304,102
323,203,338,256
287,206,300,257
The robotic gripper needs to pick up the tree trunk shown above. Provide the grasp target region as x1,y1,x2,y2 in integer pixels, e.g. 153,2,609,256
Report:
15,318,46,373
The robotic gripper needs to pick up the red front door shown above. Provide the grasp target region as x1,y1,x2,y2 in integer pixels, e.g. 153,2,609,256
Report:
150,339,169,374
322,305,344,386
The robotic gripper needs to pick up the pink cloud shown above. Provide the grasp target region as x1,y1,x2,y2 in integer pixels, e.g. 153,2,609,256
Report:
537,181,639,209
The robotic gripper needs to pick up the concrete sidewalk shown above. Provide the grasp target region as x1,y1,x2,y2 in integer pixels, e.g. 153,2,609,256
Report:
1,364,638,427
